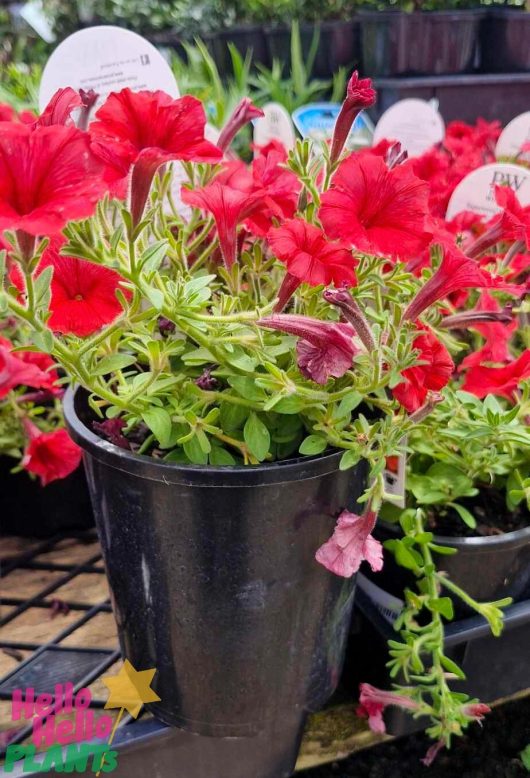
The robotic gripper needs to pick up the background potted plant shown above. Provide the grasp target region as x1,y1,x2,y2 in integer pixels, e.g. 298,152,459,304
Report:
358,0,483,78
0,318,92,537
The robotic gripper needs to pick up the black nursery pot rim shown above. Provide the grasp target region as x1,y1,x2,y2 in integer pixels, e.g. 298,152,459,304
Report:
64,387,344,488
381,518,530,551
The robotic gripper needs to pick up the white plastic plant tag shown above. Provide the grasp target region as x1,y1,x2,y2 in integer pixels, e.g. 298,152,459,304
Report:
39,25,180,114
372,98,445,158
253,102,296,152
446,162,530,221
383,451,406,509
496,111,530,163
357,573,405,623
20,1,56,43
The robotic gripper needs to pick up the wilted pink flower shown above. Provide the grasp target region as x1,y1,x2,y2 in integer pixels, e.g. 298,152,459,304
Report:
357,684,420,734
421,740,445,767
462,702,490,721
315,509,382,577
330,72,376,164
218,98,264,152
257,314,357,385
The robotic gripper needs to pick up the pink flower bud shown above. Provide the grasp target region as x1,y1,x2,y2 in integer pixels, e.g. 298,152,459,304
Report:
330,72,376,165
218,98,264,153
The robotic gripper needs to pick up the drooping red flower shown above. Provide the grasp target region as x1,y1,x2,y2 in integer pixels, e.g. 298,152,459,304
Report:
403,243,495,322
393,328,454,412
462,350,530,401
217,98,264,152
319,154,431,260
267,219,357,311
38,246,130,337
315,509,383,577
181,178,264,269
357,684,420,735
34,87,82,128
467,185,530,259
90,89,222,224
459,292,517,371
257,314,358,385
0,339,57,398
22,423,81,486
330,71,376,164
0,123,105,237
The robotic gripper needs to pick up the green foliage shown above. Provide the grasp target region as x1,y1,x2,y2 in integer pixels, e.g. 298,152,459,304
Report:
385,509,512,748
403,387,530,527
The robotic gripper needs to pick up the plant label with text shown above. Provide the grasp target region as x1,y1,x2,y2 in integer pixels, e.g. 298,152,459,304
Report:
39,26,179,114
373,98,445,158
446,162,530,221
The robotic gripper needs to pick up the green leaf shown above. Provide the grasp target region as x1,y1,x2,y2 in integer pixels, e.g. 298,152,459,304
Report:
92,354,137,376
142,407,173,448
33,265,53,310
183,435,208,465
228,376,267,402
429,543,458,556
439,654,466,679
384,539,419,571
32,329,53,353
209,446,236,466
219,402,248,432
339,450,361,470
448,502,477,529
428,597,454,620
139,240,168,273
273,395,306,414
336,392,363,419
244,413,270,461
143,285,165,310
299,435,328,456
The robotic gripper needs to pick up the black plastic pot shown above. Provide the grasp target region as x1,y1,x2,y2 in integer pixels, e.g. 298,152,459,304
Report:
265,20,360,79
0,457,94,538
480,9,530,74
366,519,530,617
359,10,481,77
207,25,270,75
346,588,530,736
64,388,367,778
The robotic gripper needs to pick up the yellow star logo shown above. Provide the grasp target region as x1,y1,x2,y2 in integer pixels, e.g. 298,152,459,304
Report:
102,659,161,718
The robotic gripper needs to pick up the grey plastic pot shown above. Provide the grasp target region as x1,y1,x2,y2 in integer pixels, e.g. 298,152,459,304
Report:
64,388,367,778
369,518,530,616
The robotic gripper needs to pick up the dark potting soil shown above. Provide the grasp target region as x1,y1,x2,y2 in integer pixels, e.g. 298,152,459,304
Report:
300,695,530,778
424,487,530,539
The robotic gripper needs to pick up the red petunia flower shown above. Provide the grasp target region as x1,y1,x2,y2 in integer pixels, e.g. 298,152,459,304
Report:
181,178,264,270
257,314,358,385
22,423,82,486
90,89,222,224
267,219,357,311
315,509,383,578
461,350,530,401
467,186,530,259
0,123,105,237
34,87,82,129
330,71,376,164
319,154,431,260
393,328,454,412
404,243,495,322
38,246,130,337
0,338,57,398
